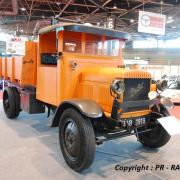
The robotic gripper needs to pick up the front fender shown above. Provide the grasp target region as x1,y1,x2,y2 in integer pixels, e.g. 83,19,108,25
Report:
51,99,103,127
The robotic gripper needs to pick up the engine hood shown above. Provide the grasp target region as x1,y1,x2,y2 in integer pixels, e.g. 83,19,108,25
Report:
81,67,151,83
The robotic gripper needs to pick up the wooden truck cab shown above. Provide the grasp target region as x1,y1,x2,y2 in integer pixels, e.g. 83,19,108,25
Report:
0,23,173,172
36,24,126,108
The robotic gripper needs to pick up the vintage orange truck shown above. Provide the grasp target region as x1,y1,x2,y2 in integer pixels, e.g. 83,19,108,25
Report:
0,23,174,171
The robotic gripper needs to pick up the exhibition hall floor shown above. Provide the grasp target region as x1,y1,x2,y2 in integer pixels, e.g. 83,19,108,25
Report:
0,91,180,180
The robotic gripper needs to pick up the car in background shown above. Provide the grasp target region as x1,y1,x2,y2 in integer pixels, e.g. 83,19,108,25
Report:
162,89,180,105
162,75,180,89
162,75,180,104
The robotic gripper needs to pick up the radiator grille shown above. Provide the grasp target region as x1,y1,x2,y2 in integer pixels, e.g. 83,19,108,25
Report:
123,78,151,112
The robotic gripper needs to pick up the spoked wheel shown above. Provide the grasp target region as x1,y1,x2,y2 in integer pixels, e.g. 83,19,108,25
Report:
59,108,96,172
137,105,170,148
3,87,20,119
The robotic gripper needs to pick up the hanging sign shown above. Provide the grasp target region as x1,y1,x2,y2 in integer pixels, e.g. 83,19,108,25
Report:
107,17,115,29
138,11,166,35
7,38,25,55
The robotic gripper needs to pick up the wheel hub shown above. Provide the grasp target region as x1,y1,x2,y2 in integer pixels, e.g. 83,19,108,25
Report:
4,99,10,109
64,119,80,158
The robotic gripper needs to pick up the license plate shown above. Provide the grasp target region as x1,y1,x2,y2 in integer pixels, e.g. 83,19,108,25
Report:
121,117,147,127
158,116,180,136
134,117,146,126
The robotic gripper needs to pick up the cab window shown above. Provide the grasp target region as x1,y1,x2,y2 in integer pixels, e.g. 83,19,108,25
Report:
39,31,57,65
104,38,120,56
85,34,102,55
63,31,82,53
85,34,121,56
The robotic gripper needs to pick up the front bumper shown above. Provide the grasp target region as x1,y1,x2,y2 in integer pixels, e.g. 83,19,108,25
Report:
119,98,160,112
111,97,173,119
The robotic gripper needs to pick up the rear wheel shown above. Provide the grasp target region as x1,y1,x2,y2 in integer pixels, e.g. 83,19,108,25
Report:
3,87,20,119
137,106,170,148
59,108,96,172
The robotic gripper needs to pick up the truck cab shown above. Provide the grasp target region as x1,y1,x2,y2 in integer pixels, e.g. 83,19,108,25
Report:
36,23,127,107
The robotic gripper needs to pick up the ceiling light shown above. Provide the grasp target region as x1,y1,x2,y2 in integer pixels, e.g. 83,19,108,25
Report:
97,22,100,26
42,15,45,19
172,26,176,29
130,19,134,23
20,7,26,11
168,16,172,20
113,4,117,9
55,14,59,18
20,29,23,32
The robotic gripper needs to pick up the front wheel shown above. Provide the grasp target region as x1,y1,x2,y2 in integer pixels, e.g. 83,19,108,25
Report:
59,108,96,172
137,106,170,148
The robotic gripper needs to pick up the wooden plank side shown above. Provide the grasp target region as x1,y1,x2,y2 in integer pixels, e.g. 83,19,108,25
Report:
20,41,37,86
14,56,23,82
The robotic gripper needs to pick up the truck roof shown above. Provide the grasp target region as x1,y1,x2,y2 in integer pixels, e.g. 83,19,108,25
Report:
39,23,131,41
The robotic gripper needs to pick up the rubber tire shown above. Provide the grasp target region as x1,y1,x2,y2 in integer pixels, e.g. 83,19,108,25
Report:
3,87,20,119
137,106,170,148
59,108,96,172
12,87,21,117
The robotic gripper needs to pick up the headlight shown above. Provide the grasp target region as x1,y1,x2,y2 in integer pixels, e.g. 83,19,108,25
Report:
156,80,167,91
110,79,125,95
148,91,158,100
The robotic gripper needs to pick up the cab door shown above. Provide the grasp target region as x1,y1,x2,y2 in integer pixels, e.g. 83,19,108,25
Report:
36,31,57,106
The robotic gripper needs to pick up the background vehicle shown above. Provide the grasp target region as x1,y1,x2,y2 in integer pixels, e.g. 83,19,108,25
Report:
161,75,180,104
162,75,180,89
0,23,173,172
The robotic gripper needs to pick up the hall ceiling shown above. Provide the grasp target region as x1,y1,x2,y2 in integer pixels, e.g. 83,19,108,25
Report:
0,0,180,40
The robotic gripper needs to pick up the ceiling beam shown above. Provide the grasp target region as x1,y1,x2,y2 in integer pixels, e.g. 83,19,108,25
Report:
136,0,174,7
87,0,108,11
83,0,112,21
117,1,150,19
55,0,73,18
30,8,86,15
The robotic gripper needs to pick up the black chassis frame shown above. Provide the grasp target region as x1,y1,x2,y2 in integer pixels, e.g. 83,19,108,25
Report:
94,98,161,144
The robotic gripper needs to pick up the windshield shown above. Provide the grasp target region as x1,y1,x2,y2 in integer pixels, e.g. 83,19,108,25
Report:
63,31,122,56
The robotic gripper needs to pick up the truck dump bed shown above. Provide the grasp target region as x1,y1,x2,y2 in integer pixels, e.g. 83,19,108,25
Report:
0,41,37,87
